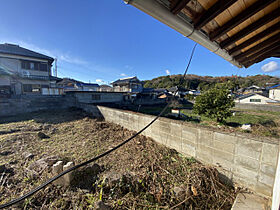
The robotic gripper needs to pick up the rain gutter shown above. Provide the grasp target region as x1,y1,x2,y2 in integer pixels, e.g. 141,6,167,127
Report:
124,0,242,68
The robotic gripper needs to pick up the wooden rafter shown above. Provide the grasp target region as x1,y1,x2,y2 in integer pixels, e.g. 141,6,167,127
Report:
241,43,280,64
209,0,276,41
229,21,280,56
194,0,238,30
244,49,280,68
170,0,191,15
234,32,280,61
220,8,280,49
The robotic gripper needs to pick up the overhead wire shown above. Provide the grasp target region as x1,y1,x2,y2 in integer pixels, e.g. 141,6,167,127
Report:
0,43,197,209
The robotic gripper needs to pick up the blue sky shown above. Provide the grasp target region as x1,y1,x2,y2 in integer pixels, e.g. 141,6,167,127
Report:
0,0,279,84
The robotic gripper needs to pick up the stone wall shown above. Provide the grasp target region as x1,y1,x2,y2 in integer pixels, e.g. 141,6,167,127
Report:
0,95,75,117
235,103,280,112
89,105,279,198
67,91,124,104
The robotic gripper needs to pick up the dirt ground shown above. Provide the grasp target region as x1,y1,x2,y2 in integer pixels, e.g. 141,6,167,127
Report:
0,108,237,209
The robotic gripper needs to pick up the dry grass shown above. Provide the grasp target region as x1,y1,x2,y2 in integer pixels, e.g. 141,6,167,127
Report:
0,109,237,209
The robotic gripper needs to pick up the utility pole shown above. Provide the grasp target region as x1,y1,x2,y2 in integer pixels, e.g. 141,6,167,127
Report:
54,58,57,77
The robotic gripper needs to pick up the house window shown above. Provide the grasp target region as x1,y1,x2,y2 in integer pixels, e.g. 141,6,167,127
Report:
22,84,41,93
250,99,261,102
21,60,48,71
92,94,101,100
23,84,32,93
30,62,35,70
39,63,48,71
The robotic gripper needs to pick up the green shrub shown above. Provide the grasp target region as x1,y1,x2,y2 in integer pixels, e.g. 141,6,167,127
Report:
193,84,234,123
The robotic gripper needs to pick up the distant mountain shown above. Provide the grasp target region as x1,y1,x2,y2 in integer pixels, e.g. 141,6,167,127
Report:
143,74,280,91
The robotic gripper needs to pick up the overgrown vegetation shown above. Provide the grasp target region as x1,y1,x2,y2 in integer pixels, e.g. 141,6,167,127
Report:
193,84,235,123
127,104,280,138
0,109,237,209
143,74,280,90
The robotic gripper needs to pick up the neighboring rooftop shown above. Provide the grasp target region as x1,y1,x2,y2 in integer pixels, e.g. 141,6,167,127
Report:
0,43,54,62
111,76,141,85
56,78,99,87
125,0,280,68
269,84,280,89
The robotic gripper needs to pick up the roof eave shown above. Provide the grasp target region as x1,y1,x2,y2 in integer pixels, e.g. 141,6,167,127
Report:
124,0,242,68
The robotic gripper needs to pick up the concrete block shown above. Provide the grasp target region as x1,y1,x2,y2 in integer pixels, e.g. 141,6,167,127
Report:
260,163,276,177
197,144,212,156
258,173,275,187
181,126,198,144
181,139,196,157
158,131,167,145
255,182,273,197
235,155,260,170
234,165,258,182
213,139,235,154
52,161,64,186
166,134,181,152
170,122,182,138
213,148,234,162
196,150,213,164
261,143,279,166
196,144,213,164
232,174,257,191
63,162,74,186
198,129,213,147
214,132,237,144
213,155,234,172
231,193,269,210
236,138,262,160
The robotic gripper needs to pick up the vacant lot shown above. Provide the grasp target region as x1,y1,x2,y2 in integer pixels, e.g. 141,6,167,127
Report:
0,109,237,209
133,105,280,138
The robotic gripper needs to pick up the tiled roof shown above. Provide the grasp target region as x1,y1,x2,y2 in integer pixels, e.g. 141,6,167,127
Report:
112,76,140,84
0,43,54,62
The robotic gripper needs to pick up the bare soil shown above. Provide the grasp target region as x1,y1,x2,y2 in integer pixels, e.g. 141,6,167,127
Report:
0,109,237,209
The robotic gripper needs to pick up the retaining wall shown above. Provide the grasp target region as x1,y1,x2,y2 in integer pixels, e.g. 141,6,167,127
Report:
85,105,279,198
0,96,75,117
235,103,280,112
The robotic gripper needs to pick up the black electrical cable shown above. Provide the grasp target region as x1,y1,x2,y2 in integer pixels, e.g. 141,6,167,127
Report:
0,43,197,209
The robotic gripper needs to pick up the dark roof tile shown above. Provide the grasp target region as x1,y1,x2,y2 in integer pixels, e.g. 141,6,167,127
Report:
0,43,54,62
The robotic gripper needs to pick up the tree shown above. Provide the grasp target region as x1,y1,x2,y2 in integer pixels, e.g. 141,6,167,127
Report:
193,84,234,123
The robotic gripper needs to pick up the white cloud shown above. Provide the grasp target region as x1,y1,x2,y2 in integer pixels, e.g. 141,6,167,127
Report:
124,65,133,70
261,61,280,73
96,79,104,84
0,38,126,81
165,69,170,75
120,73,127,77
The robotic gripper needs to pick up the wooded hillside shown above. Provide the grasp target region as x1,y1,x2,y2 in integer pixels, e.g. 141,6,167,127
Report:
143,74,280,90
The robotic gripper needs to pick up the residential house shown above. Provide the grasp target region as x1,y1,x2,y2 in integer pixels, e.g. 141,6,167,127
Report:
56,78,99,92
187,89,201,96
243,85,267,95
0,43,56,96
269,84,280,101
98,84,113,92
168,86,188,97
235,93,278,105
78,83,99,91
111,76,143,92
154,88,168,94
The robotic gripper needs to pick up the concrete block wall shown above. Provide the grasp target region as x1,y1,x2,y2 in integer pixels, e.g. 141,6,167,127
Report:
235,103,280,112
95,105,279,198
0,96,75,117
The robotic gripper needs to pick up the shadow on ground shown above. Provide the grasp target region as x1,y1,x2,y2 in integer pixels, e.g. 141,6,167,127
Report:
0,107,90,125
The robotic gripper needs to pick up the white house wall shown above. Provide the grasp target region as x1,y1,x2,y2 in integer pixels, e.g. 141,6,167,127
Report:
236,94,271,104
269,89,280,101
0,76,10,86
0,57,20,74
0,56,50,78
